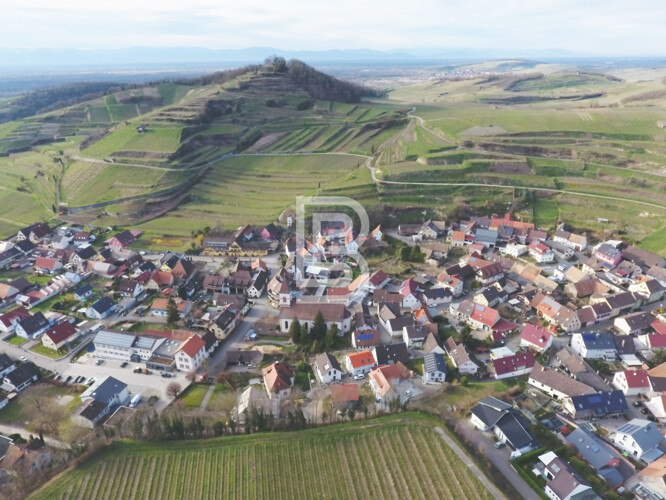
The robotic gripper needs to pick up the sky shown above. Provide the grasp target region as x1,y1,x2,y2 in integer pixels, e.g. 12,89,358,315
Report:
1,0,665,56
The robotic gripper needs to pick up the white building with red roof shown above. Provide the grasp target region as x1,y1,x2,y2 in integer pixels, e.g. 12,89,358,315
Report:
519,324,553,353
344,350,377,378
365,269,390,291
528,241,554,263
0,306,31,333
492,352,535,380
41,321,80,351
612,369,651,396
175,335,206,372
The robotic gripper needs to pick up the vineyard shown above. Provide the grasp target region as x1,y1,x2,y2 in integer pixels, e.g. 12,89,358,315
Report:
29,414,495,500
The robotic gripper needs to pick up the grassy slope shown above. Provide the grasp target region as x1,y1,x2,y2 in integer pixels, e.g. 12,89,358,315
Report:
29,413,494,500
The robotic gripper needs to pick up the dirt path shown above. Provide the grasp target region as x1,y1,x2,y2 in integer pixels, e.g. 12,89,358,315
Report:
198,384,216,411
433,426,509,500
0,423,69,449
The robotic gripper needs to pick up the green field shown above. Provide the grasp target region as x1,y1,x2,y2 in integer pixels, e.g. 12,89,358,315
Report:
533,198,559,229
29,414,495,500
82,125,184,158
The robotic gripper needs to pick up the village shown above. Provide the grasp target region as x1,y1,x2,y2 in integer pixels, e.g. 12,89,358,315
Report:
1,212,666,498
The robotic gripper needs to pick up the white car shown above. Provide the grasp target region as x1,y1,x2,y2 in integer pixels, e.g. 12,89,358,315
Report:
19,356,28,363
353,373,365,380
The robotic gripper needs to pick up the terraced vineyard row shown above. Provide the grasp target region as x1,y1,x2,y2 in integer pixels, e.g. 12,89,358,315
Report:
30,415,495,500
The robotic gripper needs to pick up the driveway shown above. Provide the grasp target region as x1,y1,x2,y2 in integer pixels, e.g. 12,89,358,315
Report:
455,419,536,500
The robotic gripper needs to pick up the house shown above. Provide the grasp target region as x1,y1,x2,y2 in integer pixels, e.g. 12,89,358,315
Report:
209,308,237,340
474,228,498,248
470,396,537,457
0,306,31,333
562,390,628,420
262,362,294,399
146,270,174,290
372,343,410,366
314,352,344,384
492,352,535,380
629,277,665,304
398,279,422,309
117,278,143,297
612,369,651,396
171,259,196,281
369,362,413,403
505,243,528,258
528,364,595,400
106,230,141,249
570,333,617,361
247,270,268,299
473,286,507,308
2,362,39,392
365,269,390,291
151,298,192,318
614,311,654,335
260,223,278,240
437,274,464,297
34,256,62,275
613,419,665,464
519,324,553,353
529,241,555,263
402,325,428,349
602,291,642,318
0,354,15,380
423,332,445,355
370,225,383,242
74,376,130,428
534,451,596,500
15,312,49,339
532,294,581,333
449,300,500,332
476,262,504,285
0,281,19,301
594,243,622,267
17,222,50,244
422,352,447,384
553,230,588,251
622,245,665,270
351,329,381,349
74,283,93,301
174,335,206,372
566,428,630,488
345,350,376,377
279,302,351,334
86,296,115,320
41,321,79,351
71,245,97,266
444,338,478,375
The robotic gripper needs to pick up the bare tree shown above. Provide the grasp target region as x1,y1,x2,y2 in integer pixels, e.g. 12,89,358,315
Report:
166,382,182,399
186,371,196,383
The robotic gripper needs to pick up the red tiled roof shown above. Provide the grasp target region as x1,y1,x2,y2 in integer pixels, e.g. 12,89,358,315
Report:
470,303,499,327
623,369,650,388
369,269,388,287
648,335,666,349
520,324,552,349
493,352,535,376
34,256,59,270
330,384,360,403
651,321,666,336
0,306,30,327
44,322,77,345
262,362,294,393
178,335,205,358
347,350,375,369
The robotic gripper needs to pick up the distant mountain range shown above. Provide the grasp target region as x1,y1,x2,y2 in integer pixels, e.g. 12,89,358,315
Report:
0,46,587,69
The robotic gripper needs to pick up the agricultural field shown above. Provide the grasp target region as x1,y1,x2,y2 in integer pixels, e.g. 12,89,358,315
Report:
132,153,365,235
30,414,495,500
81,125,184,159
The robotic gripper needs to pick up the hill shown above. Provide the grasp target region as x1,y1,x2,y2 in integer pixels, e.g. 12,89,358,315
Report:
28,414,495,500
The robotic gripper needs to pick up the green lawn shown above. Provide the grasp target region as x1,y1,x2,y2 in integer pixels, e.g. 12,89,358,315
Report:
179,384,209,410
6,335,26,346
82,125,184,158
29,413,496,500
29,343,66,359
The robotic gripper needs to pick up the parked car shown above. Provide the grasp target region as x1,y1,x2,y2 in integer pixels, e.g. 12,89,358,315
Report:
494,441,505,449
120,362,128,368
95,359,104,366
161,372,172,378
19,356,27,363
65,375,72,383
353,373,365,380
633,401,643,407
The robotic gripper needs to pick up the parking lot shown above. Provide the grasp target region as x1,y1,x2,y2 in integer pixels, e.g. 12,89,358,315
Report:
62,353,190,411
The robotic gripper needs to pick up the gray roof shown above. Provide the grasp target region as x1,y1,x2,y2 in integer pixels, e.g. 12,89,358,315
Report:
314,352,342,374
579,333,615,351
0,353,15,372
91,296,115,314
373,343,410,365
616,419,665,451
423,352,447,374
566,428,619,471
94,330,136,349
4,362,39,386
89,376,127,404
470,396,511,428
134,335,160,350
475,228,498,244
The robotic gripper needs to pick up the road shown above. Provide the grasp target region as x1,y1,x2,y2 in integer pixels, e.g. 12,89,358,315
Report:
452,420,536,500
433,426,508,500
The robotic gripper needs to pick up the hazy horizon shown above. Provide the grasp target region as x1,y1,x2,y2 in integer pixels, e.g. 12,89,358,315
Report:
2,1,666,57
